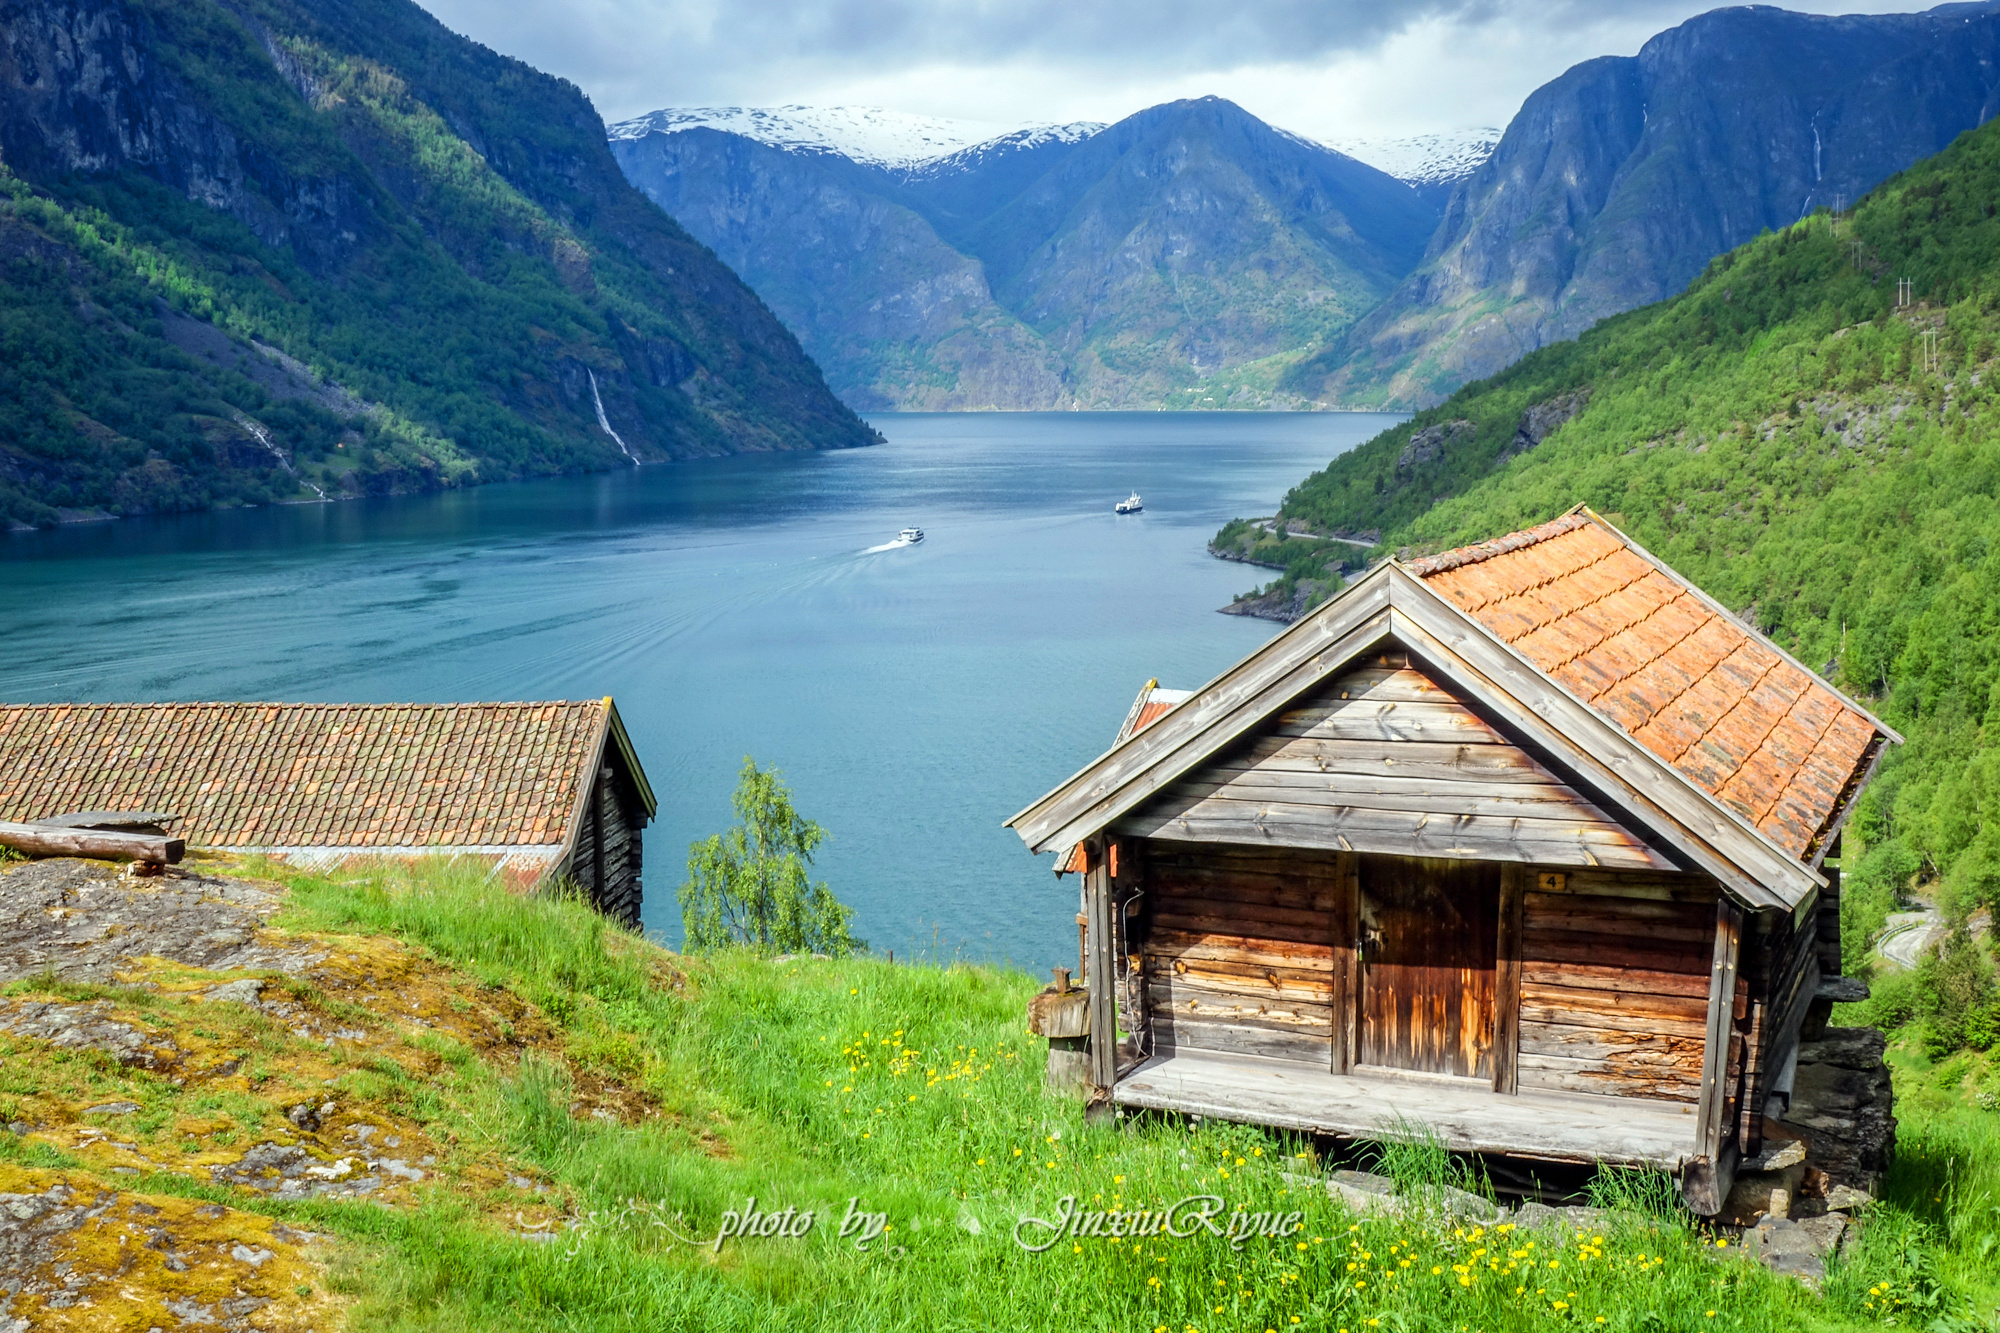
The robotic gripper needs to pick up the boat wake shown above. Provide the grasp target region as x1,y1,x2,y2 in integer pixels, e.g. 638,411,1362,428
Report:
862,536,916,554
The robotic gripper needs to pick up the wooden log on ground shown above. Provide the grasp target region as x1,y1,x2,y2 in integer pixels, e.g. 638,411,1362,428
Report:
0,821,183,864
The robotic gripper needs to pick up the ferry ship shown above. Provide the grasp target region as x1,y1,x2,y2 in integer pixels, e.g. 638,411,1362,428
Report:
1115,493,1143,514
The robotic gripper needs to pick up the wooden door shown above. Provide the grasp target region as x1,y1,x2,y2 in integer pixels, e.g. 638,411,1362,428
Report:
1357,856,1499,1079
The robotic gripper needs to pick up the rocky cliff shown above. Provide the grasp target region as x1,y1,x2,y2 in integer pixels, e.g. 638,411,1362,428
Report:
614,98,1440,410
611,129,1070,410
1290,3,2000,409
0,0,874,527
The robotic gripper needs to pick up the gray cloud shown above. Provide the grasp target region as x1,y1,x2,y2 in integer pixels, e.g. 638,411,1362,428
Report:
417,0,1922,134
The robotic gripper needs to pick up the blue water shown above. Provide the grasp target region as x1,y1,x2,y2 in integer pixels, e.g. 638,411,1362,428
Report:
0,412,1395,970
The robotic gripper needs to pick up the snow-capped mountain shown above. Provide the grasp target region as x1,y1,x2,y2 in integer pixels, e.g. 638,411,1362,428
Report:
1325,129,1503,188
607,105,1074,169
610,97,1440,412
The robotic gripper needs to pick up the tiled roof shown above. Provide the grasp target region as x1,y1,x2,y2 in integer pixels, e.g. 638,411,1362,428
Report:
1408,510,1892,863
0,702,613,849
1060,684,1190,874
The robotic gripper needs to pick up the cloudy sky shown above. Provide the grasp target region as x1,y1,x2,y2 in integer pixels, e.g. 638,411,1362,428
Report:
420,0,1930,142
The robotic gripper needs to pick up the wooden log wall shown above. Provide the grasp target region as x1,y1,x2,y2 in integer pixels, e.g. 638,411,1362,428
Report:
1114,653,1676,872
1736,896,1822,1149
1137,845,1346,1066
1516,869,1717,1105
568,764,644,929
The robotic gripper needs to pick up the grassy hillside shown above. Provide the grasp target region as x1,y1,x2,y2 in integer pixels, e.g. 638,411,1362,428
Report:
1217,113,2000,991
4,851,1994,1330
0,0,873,528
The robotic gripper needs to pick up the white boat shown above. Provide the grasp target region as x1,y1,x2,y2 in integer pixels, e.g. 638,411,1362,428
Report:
898,527,924,544
1115,493,1143,514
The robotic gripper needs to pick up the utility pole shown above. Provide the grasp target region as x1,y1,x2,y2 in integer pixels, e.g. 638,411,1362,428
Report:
1850,241,1865,270
1920,329,1940,375
1896,278,1912,309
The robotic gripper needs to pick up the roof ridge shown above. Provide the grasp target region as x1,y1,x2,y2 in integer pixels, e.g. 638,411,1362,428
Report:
1403,509,1593,577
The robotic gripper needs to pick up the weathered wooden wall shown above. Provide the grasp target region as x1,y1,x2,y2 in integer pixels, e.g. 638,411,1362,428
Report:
1516,869,1717,1105
1114,653,1676,872
1137,845,1344,1066
1737,894,1822,1149
567,762,644,929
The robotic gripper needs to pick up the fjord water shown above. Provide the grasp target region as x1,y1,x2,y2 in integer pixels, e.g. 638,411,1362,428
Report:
0,412,1394,970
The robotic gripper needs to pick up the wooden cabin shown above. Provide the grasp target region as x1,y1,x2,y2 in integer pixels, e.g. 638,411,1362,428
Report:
1008,508,1897,1212
0,698,655,926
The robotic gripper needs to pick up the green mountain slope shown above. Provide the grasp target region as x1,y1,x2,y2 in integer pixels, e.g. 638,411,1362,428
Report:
1218,113,2000,973
0,0,874,527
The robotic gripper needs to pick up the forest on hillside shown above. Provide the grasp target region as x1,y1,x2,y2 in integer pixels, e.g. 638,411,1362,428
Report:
1215,113,2000,1058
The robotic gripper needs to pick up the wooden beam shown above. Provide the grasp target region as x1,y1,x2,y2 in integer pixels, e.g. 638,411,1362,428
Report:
1695,899,1744,1163
1085,836,1117,1093
1494,863,1525,1095
0,821,182,864
1330,852,1356,1075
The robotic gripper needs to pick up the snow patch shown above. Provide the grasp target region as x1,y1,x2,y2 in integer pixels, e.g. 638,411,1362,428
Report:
608,105,1084,168
1322,128,1503,187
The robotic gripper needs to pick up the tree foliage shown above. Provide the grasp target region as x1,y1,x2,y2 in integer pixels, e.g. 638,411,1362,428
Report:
679,758,862,958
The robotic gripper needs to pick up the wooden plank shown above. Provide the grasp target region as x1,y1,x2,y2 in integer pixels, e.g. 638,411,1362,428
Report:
1519,962,1713,998
1143,959,1334,1005
1150,873,1342,912
1116,800,1676,871
1272,699,1508,744
1518,1024,1707,1062
1495,863,1524,1095
1112,1048,1697,1167
1536,870,1722,904
1154,1013,1330,1064
1217,735,1560,785
1086,838,1116,1092
1519,982,1711,1027
1696,900,1744,1161
1331,851,1356,1075
1148,979,1333,1028
1166,774,1626,824
0,821,183,864
1517,1060,1702,1103
1308,666,1456,705
1520,933,1711,974
1523,893,1716,929
1152,900,1340,935
1145,929,1335,971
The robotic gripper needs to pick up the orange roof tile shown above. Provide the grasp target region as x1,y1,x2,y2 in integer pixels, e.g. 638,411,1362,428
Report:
0,701,609,849
1409,510,1891,863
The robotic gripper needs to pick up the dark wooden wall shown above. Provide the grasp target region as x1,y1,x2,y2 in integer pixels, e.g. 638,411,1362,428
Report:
566,762,645,928
1137,845,1343,1065
1517,869,1715,1104
1736,893,1823,1150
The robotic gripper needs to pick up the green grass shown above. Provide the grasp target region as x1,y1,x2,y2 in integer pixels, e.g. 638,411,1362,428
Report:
202,858,1999,1330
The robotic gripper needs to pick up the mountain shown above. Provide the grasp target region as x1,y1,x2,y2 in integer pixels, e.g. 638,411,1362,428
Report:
1217,110,2000,977
609,127,1072,410
1288,2,2000,409
0,0,874,528
609,98,1441,409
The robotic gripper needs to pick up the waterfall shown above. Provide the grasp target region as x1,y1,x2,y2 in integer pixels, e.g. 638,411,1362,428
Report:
589,370,641,466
